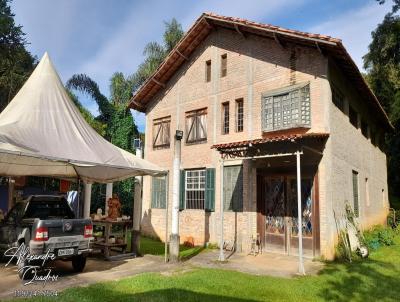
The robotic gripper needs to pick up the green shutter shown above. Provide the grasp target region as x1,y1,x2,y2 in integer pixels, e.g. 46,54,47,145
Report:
179,170,185,210
205,168,215,212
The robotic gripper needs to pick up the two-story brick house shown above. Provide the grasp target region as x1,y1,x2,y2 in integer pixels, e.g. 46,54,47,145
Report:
128,13,392,260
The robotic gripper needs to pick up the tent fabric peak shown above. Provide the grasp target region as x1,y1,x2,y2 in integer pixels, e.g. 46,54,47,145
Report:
0,52,165,183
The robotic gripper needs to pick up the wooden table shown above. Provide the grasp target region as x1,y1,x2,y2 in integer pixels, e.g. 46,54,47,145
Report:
92,220,132,258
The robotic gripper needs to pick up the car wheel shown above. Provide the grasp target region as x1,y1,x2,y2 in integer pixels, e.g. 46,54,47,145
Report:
17,243,31,280
71,255,87,272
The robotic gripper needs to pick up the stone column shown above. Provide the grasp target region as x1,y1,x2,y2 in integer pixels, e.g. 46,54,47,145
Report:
83,182,92,218
132,147,143,255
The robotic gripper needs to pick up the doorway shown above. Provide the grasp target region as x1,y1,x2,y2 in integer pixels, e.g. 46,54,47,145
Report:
256,173,317,257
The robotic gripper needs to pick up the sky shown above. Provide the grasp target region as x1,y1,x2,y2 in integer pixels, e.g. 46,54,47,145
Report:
11,0,393,132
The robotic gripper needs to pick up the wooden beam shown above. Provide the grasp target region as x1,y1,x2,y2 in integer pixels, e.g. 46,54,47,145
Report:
273,33,285,49
315,42,323,54
234,23,245,38
175,49,188,61
151,78,166,88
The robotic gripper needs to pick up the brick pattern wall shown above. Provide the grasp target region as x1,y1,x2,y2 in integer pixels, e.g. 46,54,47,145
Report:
140,27,361,257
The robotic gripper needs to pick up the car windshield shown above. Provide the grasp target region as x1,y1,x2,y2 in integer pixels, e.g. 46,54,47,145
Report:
24,197,75,219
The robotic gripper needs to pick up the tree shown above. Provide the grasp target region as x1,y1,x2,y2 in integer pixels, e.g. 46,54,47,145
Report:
364,0,400,203
0,0,36,111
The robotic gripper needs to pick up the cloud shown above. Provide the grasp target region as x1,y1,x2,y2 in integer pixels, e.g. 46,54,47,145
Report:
307,1,392,70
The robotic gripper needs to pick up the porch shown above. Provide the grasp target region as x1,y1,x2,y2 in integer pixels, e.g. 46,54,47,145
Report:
212,132,329,274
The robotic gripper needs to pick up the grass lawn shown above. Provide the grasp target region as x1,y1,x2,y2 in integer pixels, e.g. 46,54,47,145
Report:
15,234,400,302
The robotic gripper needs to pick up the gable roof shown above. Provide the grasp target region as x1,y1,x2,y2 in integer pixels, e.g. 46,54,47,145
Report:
128,12,392,130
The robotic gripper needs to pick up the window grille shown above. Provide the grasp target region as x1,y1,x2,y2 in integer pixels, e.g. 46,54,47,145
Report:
236,98,244,132
153,116,171,148
186,109,207,144
332,86,345,112
262,83,310,131
185,169,206,209
222,102,229,134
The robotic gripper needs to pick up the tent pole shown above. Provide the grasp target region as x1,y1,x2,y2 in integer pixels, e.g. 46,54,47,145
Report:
132,146,143,255
296,150,305,275
83,182,92,218
219,159,225,261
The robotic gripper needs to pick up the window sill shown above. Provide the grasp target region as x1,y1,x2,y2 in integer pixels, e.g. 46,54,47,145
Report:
185,139,207,146
153,144,170,150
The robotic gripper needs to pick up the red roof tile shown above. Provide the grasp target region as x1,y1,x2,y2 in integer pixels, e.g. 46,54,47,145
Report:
211,133,329,150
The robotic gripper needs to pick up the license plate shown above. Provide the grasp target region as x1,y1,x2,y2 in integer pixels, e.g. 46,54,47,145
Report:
58,248,75,256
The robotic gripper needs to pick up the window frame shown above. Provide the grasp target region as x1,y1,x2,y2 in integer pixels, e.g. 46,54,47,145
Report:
185,169,206,210
331,85,345,112
222,102,229,135
151,175,167,209
185,108,207,144
152,116,171,149
221,54,227,77
235,98,244,132
262,83,311,132
205,60,211,82
352,170,359,217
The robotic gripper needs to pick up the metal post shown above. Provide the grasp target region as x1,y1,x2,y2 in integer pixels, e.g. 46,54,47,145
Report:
132,146,143,255
164,173,169,263
170,131,182,262
296,151,305,275
83,182,92,218
219,159,225,261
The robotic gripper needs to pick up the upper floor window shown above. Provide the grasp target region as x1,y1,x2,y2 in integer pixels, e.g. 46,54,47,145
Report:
262,83,310,132
332,85,345,112
361,119,369,138
236,98,244,132
186,108,207,144
205,60,211,82
221,54,227,77
222,102,229,134
153,116,171,149
349,105,358,128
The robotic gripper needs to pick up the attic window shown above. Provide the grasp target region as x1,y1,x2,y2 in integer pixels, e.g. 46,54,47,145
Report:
349,105,358,128
205,60,211,82
221,54,227,77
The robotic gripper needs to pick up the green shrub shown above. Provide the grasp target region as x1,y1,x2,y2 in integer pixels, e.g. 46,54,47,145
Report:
364,225,395,251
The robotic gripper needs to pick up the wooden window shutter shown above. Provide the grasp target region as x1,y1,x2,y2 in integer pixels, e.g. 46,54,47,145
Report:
179,170,185,210
205,168,215,212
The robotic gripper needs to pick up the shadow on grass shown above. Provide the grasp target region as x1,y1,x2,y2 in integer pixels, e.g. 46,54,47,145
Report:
60,287,258,302
317,257,400,301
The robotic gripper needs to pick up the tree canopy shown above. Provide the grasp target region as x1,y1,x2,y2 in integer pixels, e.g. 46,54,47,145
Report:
364,0,400,201
0,0,36,111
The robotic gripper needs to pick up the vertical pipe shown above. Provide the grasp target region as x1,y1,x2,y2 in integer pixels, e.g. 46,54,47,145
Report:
296,151,305,275
219,159,225,261
170,135,181,262
83,182,92,218
164,173,169,263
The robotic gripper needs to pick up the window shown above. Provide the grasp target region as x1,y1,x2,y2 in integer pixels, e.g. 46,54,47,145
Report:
186,108,207,144
332,86,345,112
151,176,167,208
361,119,369,138
205,60,211,82
349,105,358,128
224,165,243,211
371,130,376,145
236,98,244,132
262,83,310,131
222,102,229,134
352,170,359,217
365,178,370,207
185,169,206,209
221,54,227,77
153,116,171,148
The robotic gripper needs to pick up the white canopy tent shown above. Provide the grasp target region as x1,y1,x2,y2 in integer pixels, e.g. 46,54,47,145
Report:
0,53,165,183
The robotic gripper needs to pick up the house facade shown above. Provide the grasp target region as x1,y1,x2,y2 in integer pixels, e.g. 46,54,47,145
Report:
129,13,391,260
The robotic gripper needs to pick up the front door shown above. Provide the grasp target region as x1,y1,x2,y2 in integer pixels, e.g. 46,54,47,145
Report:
257,175,315,256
